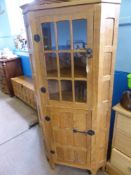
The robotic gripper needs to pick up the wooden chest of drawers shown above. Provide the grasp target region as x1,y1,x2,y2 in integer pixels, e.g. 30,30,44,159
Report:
106,104,131,175
11,76,37,110
0,58,23,96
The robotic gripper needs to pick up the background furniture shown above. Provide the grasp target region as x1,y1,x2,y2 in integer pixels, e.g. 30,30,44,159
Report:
11,76,36,110
21,0,121,174
0,58,23,96
106,104,131,175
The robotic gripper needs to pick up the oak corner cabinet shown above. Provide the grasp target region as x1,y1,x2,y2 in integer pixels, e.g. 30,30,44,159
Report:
21,0,121,174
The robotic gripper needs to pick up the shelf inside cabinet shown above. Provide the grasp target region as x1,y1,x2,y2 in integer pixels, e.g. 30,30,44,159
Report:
49,93,60,100
46,70,58,77
74,67,87,78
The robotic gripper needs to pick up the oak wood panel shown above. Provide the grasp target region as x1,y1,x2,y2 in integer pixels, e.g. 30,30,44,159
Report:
49,108,91,167
22,1,121,174
92,3,120,171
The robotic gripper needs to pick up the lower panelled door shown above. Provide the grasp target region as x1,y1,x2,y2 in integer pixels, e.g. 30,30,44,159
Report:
48,108,93,169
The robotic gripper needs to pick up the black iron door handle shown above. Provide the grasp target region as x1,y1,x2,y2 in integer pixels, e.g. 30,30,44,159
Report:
73,129,95,136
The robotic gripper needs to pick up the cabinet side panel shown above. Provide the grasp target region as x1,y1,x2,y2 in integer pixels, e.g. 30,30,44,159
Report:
93,3,120,169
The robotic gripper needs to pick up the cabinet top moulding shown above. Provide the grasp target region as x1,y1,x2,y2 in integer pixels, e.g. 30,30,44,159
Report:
21,0,121,14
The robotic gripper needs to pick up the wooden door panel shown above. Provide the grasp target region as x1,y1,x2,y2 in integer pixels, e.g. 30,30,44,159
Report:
51,111,74,129
53,129,74,145
56,147,89,165
50,108,91,166
75,150,87,165
56,146,64,161
56,146,75,163
74,134,88,149
64,148,75,162
60,112,74,128
74,111,91,130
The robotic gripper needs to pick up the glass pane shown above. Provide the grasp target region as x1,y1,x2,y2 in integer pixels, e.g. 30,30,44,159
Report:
59,53,71,77
57,21,71,50
42,22,56,50
74,52,87,78
61,80,73,101
73,19,87,49
75,81,87,103
48,80,59,100
45,53,58,77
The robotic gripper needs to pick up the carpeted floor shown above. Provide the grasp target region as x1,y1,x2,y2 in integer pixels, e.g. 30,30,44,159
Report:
0,126,106,175
0,91,107,175
0,91,38,145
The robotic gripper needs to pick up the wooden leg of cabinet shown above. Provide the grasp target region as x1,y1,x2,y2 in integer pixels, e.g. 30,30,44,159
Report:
91,169,97,175
50,160,56,169
45,155,55,169
100,165,106,171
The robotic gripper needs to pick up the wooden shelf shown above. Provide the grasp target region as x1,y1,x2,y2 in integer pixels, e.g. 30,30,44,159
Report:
44,49,86,53
74,67,87,78
60,68,71,77
46,68,87,79
50,93,60,100
62,91,73,101
47,70,58,77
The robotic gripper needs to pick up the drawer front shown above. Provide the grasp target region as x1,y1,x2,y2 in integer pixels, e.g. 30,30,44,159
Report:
116,113,131,135
114,130,131,158
106,162,123,175
111,149,131,175
0,70,8,93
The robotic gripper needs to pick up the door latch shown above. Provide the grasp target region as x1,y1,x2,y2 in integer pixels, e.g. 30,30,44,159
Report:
73,129,95,136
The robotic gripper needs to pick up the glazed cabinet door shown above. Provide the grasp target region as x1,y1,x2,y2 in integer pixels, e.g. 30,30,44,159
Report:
36,6,94,109
32,5,94,169
46,108,92,168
